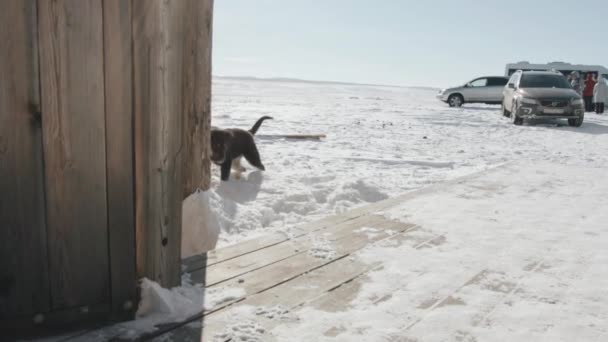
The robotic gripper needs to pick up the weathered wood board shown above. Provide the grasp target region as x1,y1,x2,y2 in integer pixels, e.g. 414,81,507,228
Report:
0,0,49,317
102,0,137,318
38,0,110,309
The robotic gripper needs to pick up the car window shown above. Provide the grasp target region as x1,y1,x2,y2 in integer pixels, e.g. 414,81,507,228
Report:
487,78,508,86
508,73,520,87
469,78,487,87
519,74,572,89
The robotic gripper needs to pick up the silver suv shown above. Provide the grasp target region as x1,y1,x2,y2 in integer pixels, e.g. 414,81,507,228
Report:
502,71,584,127
437,76,509,107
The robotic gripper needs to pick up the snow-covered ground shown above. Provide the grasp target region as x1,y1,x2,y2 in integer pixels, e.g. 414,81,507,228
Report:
208,77,608,248
216,161,608,342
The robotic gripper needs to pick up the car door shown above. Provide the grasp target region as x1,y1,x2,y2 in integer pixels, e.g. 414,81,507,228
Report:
462,78,488,102
486,77,508,102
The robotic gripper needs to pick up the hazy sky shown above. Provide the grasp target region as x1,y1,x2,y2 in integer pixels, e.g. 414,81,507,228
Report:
214,0,608,87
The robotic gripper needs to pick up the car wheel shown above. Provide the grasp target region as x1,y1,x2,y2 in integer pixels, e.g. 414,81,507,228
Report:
448,94,464,107
511,103,523,125
568,114,584,127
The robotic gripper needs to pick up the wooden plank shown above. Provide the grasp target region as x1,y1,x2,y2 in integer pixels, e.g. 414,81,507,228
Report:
202,253,383,340
38,0,110,309
133,0,187,287
0,0,50,317
183,211,362,273
182,0,213,198
257,134,327,140
126,218,415,341
200,227,436,341
301,228,444,313
196,215,384,286
102,0,137,319
208,220,415,307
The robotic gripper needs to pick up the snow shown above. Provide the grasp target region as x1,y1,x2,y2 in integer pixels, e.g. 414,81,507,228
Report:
261,162,608,342
54,275,244,341
209,77,608,248
181,190,220,257
199,77,608,341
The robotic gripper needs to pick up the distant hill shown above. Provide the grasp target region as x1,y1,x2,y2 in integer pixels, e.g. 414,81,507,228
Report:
213,75,439,91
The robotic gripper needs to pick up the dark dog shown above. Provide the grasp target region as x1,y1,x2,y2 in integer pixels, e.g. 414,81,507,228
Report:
211,116,273,181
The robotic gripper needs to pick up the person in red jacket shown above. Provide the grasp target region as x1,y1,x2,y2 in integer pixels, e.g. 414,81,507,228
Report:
583,73,597,112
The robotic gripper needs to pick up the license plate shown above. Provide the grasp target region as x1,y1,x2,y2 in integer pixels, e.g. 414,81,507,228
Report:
544,108,564,114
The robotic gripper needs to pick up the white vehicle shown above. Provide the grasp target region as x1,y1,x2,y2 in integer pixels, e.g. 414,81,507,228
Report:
505,61,608,79
436,76,509,107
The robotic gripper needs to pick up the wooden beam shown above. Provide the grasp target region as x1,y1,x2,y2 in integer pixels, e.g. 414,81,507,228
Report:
182,0,214,198
38,0,110,309
133,0,189,287
102,0,137,318
0,0,49,317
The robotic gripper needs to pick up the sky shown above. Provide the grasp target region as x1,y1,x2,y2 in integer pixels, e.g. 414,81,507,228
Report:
213,0,608,88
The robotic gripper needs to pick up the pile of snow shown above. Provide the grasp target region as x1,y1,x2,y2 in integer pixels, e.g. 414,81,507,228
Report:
129,275,243,337
74,275,244,340
181,190,220,257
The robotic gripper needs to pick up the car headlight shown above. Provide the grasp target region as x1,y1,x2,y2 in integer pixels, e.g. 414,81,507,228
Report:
571,98,583,105
438,89,445,94
520,97,539,105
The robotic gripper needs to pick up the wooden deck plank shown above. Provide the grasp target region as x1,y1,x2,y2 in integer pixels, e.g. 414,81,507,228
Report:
133,219,413,341
200,250,383,340
200,226,448,341
183,213,362,272
202,219,415,311
191,214,385,286
148,221,413,341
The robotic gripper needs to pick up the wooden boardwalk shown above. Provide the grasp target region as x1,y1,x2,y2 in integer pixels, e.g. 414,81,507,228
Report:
57,168,495,342
151,170,491,342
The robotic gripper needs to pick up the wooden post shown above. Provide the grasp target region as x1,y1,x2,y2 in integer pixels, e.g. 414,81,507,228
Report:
182,0,214,198
134,0,213,287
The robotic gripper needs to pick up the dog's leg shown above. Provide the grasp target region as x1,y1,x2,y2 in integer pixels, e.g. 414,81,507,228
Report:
232,157,246,180
243,144,265,171
231,157,246,172
220,159,232,181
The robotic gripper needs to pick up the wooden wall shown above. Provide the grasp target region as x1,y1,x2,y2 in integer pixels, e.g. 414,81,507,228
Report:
0,0,212,331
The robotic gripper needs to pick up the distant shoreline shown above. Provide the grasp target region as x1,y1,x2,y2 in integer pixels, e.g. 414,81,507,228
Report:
213,75,439,91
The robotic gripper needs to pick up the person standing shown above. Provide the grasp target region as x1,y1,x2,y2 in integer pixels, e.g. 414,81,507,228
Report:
583,73,596,112
570,71,583,95
593,75,607,114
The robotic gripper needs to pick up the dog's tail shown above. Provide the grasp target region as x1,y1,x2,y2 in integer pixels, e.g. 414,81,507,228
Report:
249,116,273,135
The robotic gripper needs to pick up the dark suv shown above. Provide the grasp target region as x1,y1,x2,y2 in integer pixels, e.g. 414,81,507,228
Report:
502,71,584,127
